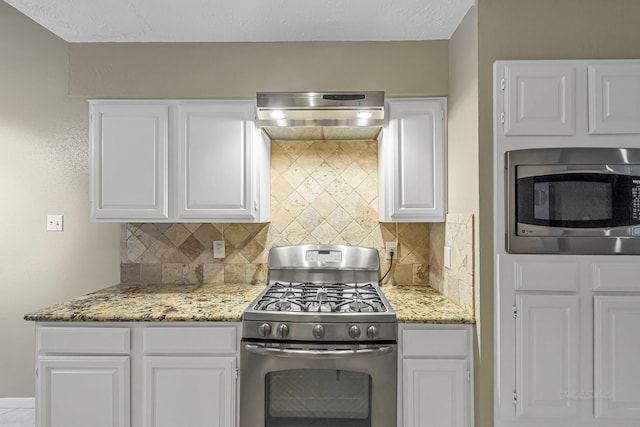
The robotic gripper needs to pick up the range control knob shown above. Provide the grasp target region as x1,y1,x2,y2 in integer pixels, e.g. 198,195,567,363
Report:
277,323,290,338
312,324,325,339
348,325,361,339
258,323,271,337
367,325,379,339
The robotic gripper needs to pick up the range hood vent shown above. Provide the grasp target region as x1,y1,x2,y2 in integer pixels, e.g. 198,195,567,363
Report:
256,91,384,141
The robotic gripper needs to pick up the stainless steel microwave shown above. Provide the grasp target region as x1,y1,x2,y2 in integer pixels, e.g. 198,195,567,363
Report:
506,147,640,254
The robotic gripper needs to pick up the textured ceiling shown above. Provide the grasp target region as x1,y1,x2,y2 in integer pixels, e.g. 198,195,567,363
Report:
3,0,474,42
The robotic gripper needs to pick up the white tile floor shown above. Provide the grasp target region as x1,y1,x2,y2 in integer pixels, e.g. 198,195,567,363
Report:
0,408,35,427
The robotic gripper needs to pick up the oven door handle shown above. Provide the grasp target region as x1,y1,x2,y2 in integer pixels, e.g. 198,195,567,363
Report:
243,344,393,359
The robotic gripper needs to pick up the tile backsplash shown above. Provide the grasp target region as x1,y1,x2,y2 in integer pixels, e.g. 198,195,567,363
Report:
428,214,475,314
121,140,431,286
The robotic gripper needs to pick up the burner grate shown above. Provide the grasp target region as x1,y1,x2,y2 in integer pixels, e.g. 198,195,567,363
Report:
254,282,387,313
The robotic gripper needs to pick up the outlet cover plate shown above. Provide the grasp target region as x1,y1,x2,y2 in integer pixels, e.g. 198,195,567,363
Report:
385,241,398,260
213,240,225,258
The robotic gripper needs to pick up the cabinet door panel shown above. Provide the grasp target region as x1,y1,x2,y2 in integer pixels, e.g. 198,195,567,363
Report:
143,356,235,427
37,356,130,427
177,102,255,220
516,294,580,418
90,103,169,221
594,296,640,420
588,62,640,134
403,359,468,427
381,98,446,222
503,62,576,135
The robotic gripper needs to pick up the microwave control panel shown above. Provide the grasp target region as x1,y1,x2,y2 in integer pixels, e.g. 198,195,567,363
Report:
633,180,640,221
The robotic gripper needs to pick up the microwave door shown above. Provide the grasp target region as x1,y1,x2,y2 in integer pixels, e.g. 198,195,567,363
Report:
506,147,640,254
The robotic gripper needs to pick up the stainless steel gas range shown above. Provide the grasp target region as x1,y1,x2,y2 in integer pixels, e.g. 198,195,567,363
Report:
240,244,397,427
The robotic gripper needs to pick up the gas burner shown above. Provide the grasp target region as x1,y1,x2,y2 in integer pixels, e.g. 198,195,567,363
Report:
242,245,396,342
253,281,386,313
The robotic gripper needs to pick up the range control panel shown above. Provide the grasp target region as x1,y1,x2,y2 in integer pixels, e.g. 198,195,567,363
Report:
305,250,343,263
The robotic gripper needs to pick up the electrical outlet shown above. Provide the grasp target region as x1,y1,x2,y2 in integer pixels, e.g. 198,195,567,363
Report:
213,241,225,259
385,241,398,260
47,215,63,231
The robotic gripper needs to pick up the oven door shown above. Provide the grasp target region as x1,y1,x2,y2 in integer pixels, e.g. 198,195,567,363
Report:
239,341,397,427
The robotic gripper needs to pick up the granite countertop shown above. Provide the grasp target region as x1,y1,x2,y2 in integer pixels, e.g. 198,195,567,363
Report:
24,282,474,324
24,283,265,322
381,285,475,324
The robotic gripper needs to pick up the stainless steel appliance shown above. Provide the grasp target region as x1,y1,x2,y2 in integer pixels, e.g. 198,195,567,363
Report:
240,244,397,427
256,91,384,141
506,147,640,254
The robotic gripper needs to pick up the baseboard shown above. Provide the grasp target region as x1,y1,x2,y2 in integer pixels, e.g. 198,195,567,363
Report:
0,397,35,409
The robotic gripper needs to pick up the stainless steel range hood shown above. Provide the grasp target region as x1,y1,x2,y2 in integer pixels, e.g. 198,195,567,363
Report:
256,91,384,141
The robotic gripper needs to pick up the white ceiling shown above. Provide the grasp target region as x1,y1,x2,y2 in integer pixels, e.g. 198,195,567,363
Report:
4,0,474,43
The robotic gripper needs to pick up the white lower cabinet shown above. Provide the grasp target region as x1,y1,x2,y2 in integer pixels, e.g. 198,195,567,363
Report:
140,326,237,427
36,327,131,427
35,323,239,427
399,324,473,427
496,254,640,427
142,356,235,427
515,294,581,419
37,356,130,427
594,296,640,421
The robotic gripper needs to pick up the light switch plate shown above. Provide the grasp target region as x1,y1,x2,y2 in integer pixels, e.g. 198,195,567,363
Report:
47,215,63,231
444,246,451,269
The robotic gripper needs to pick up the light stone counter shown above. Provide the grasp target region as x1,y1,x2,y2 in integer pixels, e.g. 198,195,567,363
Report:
24,283,264,322
24,282,474,324
382,284,475,324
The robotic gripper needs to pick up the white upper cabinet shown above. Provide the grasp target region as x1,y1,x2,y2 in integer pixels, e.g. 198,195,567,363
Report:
497,60,640,140
502,62,576,136
379,98,447,222
588,62,640,134
90,103,169,221
176,102,268,222
90,100,269,223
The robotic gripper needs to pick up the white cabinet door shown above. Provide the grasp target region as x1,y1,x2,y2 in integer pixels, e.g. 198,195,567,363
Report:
594,296,640,420
37,356,130,427
515,294,581,419
403,359,468,427
588,61,640,134
142,356,236,427
177,102,267,222
90,102,169,221
501,62,576,136
380,98,447,222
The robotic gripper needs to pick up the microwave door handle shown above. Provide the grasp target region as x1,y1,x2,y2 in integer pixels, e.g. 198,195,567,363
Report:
244,344,393,359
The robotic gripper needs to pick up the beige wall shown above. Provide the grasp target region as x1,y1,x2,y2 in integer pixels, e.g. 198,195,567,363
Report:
69,41,449,98
0,3,120,397
447,5,482,426
476,1,640,426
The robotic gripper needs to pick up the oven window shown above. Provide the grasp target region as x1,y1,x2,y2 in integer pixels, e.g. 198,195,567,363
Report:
265,369,371,427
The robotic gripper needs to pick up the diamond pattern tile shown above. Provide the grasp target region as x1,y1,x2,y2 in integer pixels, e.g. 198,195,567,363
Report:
121,140,431,286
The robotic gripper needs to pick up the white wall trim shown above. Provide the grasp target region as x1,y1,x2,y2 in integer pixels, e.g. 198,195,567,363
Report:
0,397,35,408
